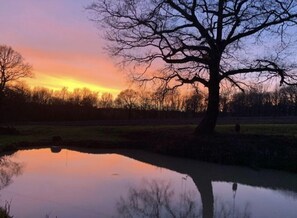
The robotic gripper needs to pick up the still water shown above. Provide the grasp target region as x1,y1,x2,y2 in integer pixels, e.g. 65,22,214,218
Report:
0,148,297,218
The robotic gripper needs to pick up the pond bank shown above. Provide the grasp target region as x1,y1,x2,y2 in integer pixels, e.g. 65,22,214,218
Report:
1,124,297,173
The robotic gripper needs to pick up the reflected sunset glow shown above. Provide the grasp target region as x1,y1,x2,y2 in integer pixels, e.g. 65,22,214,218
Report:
3,149,297,218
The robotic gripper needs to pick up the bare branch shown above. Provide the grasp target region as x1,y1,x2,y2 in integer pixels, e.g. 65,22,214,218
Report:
88,0,297,133
0,45,33,94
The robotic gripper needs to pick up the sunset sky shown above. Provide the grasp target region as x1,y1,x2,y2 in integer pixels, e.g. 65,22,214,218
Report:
0,0,126,95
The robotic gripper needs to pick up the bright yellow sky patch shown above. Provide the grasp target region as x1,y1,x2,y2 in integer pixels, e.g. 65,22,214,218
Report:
26,73,121,95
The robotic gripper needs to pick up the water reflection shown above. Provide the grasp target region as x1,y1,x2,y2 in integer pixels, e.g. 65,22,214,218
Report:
116,180,251,218
214,198,251,218
116,179,202,218
117,150,297,218
214,183,251,218
0,155,23,217
0,156,23,190
0,149,297,218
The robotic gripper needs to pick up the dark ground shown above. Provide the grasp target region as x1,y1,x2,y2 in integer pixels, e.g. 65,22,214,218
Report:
1,116,297,173
7,115,297,126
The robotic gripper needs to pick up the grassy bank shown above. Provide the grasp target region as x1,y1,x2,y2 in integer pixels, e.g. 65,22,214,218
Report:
1,124,297,172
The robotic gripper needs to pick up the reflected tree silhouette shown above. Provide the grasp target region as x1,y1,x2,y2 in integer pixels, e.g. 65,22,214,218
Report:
0,156,23,190
0,155,23,218
115,179,251,218
113,150,297,218
214,184,251,218
214,198,251,218
116,180,202,218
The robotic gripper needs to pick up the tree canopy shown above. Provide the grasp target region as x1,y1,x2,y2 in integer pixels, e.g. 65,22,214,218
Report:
88,0,297,133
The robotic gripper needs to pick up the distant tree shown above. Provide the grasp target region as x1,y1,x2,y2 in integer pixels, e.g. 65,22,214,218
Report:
163,89,182,111
229,85,276,116
219,88,233,114
80,88,99,107
99,92,113,108
0,45,32,102
151,89,166,110
89,0,297,134
271,88,280,108
229,92,246,115
138,90,153,110
115,89,138,110
115,89,138,119
5,83,31,105
31,87,52,105
68,88,82,106
279,86,297,115
184,89,204,113
56,87,69,102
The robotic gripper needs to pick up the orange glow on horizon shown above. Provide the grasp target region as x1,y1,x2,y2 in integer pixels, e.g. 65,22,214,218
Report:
0,1,128,96
17,45,125,95
26,73,121,95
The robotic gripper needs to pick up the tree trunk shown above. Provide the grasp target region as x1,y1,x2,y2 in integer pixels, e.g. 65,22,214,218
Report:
195,80,220,135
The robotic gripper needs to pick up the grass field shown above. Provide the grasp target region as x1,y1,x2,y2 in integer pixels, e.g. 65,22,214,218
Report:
216,124,297,136
1,123,297,146
0,125,192,146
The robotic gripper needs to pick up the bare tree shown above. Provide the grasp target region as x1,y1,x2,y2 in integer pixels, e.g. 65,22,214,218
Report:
138,90,153,110
80,88,99,107
184,88,205,113
0,45,32,101
115,89,139,110
88,0,297,134
99,92,114,108
162,89,182,111
115,89,139,118
31,87,53,105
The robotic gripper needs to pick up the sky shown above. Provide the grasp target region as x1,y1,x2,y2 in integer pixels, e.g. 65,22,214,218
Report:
0,0,126,95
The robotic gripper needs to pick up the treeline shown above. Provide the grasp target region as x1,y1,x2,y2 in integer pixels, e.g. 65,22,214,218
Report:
0,84,296,122
0,85,203,122
226,86,297,116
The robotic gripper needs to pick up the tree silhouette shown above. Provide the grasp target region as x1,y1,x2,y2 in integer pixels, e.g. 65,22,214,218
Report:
89,0,297,134
116,179,202,218
0,45,32,103
184,88,205,113
115,89,139,118
99,92,114,108
115,179,251,218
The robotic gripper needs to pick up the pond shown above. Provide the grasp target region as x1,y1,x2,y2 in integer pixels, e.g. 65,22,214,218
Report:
0,148,297,218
